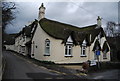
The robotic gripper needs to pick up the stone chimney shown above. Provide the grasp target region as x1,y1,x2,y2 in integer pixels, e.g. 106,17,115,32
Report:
38,3,46,20
97,16,102,28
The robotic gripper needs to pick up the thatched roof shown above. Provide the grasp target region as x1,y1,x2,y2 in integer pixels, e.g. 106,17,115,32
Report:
39,18,105,46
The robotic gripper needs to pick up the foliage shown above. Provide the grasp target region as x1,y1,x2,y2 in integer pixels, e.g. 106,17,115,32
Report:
107,37,120,61
2,2,16,31
105,21,120,37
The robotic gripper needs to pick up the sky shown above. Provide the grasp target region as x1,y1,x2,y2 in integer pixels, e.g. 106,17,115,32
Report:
4,1,119,34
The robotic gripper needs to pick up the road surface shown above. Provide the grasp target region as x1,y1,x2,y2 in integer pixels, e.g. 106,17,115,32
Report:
2,51,74,79
2,51,120,80
87,69,120,80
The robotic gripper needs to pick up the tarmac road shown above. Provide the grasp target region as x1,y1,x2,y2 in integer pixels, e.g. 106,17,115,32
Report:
2,50,120,80
87,69,120,80
2,51,64,79
2,51,80,80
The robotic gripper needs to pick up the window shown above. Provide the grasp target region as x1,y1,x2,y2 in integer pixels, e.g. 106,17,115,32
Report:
103,50,107,59
22,46,25,53
81,46,86,56
36,45,37,48
81,40,86,57
65,45,72,56
65,36,73,57
44,39,50,56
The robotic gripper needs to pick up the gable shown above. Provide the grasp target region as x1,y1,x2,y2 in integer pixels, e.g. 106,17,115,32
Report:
67,36,73,43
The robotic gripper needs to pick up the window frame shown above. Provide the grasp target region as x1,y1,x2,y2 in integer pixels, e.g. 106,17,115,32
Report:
81,40,87,57
65,43,73,57
65,36,73,57
21,46,25,53
44,39,50,56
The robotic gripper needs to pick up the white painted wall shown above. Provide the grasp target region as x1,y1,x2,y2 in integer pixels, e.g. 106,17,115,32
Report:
31,23,110,64
88,36,111,62
14,34,31,56
5,45,15,51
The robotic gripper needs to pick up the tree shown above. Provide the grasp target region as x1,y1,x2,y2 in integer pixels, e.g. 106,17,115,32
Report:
2,2,16,46
2,2,16,32
105,21,116,37
105,21,120,37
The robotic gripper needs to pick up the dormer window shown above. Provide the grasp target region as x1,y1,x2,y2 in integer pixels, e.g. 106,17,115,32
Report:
44,39,50,56
81,40,87,57
65,36,73,57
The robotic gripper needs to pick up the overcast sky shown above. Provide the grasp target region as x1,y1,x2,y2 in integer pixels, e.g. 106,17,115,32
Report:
5,1,118,34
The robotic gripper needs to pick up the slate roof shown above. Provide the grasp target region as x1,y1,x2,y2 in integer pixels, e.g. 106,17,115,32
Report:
39,18,105,46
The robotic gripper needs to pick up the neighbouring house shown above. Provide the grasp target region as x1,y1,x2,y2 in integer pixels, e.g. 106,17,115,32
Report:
30,3,111,64
14,20,38,56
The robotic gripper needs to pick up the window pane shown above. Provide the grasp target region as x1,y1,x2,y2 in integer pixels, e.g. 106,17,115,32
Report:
65,45,72,55
46,43,50,46
45,39,50,55
81,46,86,56
83,49,85,55
65,46,67,55
45,47,49,54
69,49,71,55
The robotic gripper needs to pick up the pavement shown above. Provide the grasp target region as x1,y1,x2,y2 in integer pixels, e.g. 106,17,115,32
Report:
2,50,83,79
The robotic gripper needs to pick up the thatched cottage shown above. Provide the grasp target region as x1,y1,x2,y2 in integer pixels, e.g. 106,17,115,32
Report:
30,3,110,64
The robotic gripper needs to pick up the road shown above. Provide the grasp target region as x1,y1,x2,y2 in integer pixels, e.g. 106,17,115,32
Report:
87,69,120,80
2,51,120,80
2,51,71,79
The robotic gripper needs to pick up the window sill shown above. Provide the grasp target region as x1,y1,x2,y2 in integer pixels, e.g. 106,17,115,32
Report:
44,54,50,56
64,55,73,57
80,55,87,57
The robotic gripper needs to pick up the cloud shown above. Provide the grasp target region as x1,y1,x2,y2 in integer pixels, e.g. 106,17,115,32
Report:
5,2,118,34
